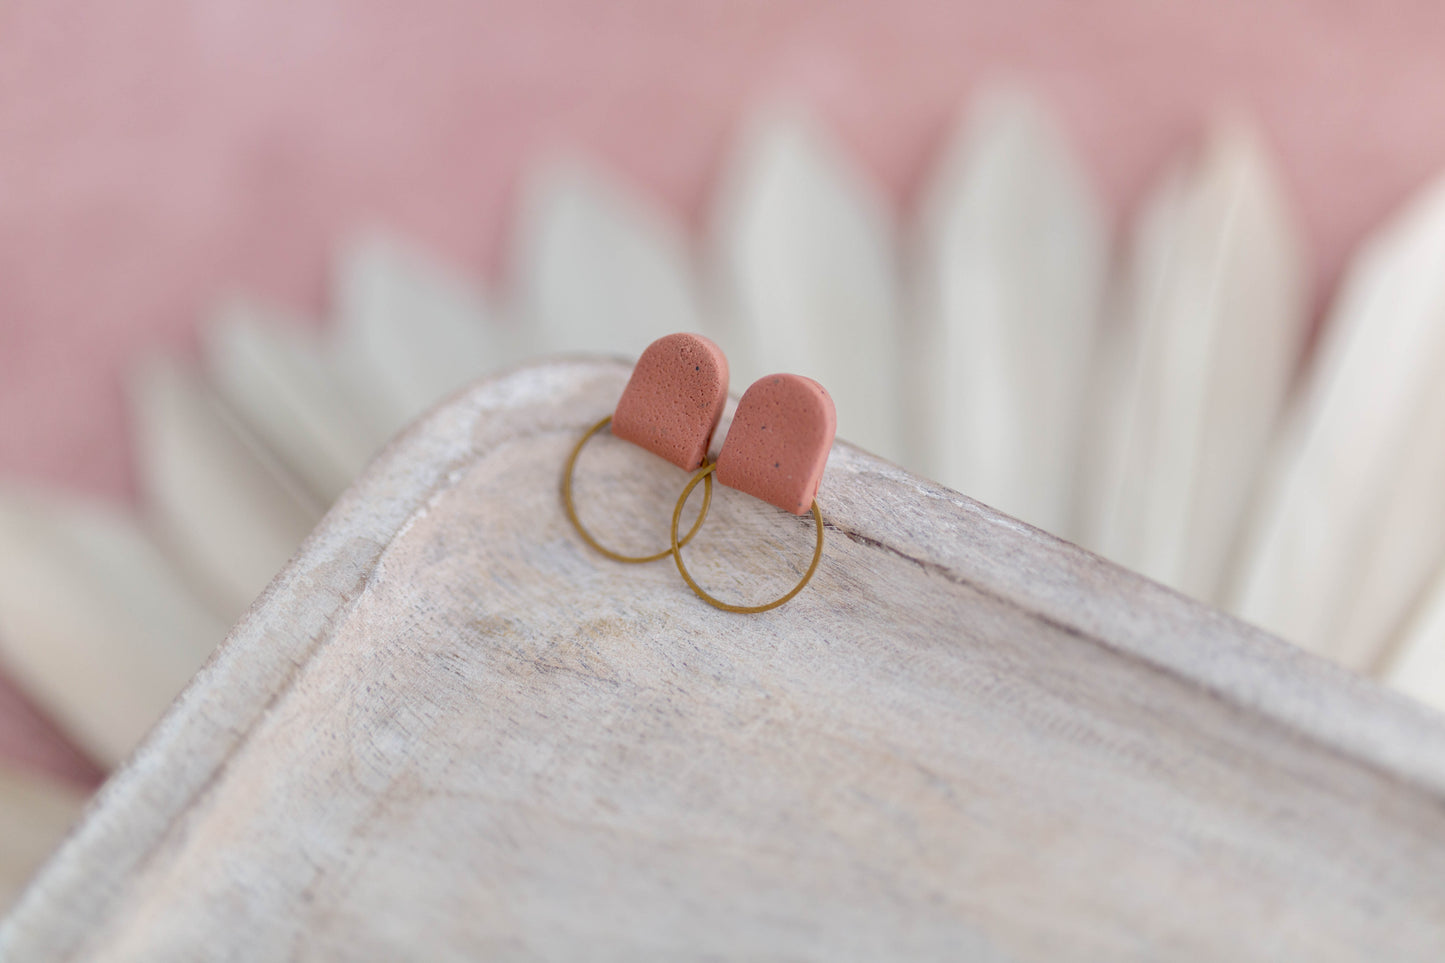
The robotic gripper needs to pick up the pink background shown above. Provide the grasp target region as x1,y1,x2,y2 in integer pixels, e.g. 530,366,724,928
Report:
5,0,1445,783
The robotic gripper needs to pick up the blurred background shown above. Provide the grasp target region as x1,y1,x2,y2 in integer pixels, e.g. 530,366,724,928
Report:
6,0,1445,905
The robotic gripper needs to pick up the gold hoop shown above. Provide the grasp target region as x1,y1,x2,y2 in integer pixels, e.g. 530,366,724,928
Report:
562,416,713,564
670,463,824,613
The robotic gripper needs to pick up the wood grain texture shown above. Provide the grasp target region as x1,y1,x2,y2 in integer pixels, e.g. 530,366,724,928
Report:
5,359,1445,961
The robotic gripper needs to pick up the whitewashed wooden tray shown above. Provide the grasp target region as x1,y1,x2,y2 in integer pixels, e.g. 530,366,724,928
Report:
5,359,1444,960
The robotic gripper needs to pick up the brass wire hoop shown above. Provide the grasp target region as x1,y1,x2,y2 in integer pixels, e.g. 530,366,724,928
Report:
562,416,714,564
670,463,824,614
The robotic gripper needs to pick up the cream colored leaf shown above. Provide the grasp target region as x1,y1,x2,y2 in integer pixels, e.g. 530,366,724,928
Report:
1229,172,1445,668
511,159,702,358
0,488,225,765
204,299,381,502
131,357,322,619
334,234,520,438
910,90,1108,533
1384,566,1445,712
0,765,84,909
711,109,902,461
1083,123,1307,603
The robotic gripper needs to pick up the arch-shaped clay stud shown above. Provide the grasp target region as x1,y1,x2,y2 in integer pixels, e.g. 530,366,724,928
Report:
612,333,729,471
716,374,836,515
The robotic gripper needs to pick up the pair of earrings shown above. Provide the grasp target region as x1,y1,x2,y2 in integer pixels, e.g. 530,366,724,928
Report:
561,333,835,613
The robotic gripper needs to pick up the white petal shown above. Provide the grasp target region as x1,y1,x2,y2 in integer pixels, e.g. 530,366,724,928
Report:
333,234,518,438
203,299,382,502
1384,567,1445,711
510,158,702,358
0,488,225,765
0,765,84,908
1082,123,1308,603
711,109,902,461
130,357,322,618
1229,172,1445,668
910,90,1108,534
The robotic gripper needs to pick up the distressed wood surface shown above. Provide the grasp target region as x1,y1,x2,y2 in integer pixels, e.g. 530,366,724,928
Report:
5,359,1445,961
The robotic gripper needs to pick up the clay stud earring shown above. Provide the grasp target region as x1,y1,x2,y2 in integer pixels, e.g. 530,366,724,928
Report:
670,374,835,613
562,332,729,563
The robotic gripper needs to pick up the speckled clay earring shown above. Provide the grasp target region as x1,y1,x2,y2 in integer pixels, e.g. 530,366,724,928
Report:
670,374,835,613
562,332,729,563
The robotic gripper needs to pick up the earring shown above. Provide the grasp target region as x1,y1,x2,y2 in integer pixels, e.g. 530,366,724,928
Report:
670,374,835,613
562,333,729,563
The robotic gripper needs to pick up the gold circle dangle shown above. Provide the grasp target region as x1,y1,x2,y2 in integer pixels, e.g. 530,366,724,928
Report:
669,463,824,614
562,416,713,564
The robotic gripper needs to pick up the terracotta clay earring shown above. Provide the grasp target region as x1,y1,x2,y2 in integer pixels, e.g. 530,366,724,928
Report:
670,374,835,613
562,333,729,563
